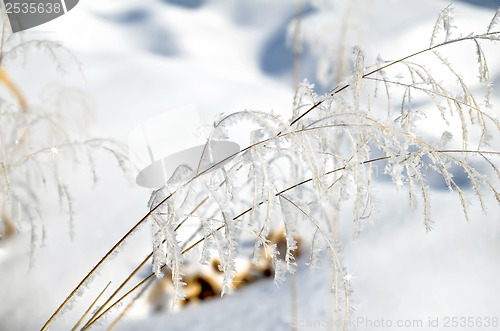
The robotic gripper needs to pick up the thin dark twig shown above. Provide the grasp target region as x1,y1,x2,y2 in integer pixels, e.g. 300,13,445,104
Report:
71,282,111,331
41,28,500,330
289,32,500,129
81,254,152,329
40,192,173,331
84,147,500,327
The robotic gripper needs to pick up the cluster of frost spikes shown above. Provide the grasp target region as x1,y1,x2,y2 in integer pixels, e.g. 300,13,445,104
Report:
144,8,500,320
32,7,500,331
146,105,354,311
0,25,132,263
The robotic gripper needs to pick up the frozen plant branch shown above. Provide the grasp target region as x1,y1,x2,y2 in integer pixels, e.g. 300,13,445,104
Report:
41,7,500,330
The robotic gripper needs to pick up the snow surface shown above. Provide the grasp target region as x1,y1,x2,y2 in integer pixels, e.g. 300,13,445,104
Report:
0,0,499,330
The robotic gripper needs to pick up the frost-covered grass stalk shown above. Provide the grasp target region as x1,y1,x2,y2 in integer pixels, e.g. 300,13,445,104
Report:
0,19,131,264
42,7,500,331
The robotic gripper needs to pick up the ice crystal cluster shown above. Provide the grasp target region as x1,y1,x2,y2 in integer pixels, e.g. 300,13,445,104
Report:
41,6,500,330
146,7,500,317
0,23,130,262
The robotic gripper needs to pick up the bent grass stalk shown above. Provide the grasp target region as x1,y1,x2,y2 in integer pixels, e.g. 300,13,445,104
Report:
80,149,499,329
40,193,174,331
41,24,500,330
81,255,152,330
106,278,156,331
81,192,215,329
71,282,111,331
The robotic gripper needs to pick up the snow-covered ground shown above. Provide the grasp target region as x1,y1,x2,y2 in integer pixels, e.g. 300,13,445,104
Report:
0,0,499,330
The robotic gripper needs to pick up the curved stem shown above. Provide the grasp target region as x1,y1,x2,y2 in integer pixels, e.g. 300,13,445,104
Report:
82,148,500,328
40,192,173,331
41,28,500,329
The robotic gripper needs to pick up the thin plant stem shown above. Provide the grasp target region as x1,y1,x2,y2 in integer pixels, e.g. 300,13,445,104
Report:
81,254,152,329
289,31,500,130
82,266,167,330
40,192,174,331
83,148,500,327
41,27,500,329
71,281,111,331
106,278,156,331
